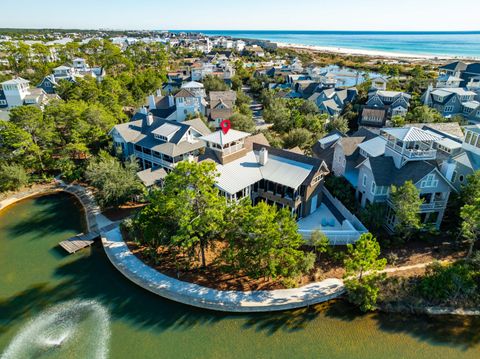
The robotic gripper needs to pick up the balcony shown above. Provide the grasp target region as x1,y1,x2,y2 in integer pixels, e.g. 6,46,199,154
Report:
220,143,244,155
134,150,175,169
420,200,447,212
388,199,447,212
386,141,436,160
403,148,437,159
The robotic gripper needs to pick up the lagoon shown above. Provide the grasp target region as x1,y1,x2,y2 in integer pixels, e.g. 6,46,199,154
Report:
1,193,480,358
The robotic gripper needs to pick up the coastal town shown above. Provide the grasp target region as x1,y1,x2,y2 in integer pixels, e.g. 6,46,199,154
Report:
1,24,480,359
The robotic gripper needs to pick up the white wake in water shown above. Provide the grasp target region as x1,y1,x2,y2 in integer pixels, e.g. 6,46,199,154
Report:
1,299,110,359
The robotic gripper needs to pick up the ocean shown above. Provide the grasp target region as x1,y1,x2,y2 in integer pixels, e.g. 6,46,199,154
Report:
175,31,480,58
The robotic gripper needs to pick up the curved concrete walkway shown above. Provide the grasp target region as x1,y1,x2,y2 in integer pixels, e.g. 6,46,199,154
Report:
102,228,346,312
1,182,346,312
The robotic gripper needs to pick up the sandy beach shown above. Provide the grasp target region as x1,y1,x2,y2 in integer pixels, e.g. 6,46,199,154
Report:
276,41,479,62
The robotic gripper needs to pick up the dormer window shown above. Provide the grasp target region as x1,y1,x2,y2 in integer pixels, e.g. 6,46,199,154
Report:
154,134,168,141
421,174,438,188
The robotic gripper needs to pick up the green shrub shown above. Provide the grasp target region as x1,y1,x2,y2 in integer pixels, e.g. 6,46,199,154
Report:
416,261,478,302
0,163,29,192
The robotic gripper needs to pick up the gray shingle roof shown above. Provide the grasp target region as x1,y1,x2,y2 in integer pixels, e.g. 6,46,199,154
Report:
367,157,436,187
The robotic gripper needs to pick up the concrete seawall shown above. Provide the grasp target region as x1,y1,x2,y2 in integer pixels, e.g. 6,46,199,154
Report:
101,227,346,313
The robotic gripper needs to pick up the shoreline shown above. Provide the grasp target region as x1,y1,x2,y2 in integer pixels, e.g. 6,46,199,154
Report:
1,186,479,316
275,41,480,61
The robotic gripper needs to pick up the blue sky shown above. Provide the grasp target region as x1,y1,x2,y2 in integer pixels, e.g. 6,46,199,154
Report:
2,0,480,31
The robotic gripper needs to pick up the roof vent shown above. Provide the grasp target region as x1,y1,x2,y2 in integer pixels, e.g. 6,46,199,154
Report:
259,147,268,166
147,113,154,126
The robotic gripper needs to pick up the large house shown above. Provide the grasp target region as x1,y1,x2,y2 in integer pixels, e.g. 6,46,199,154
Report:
110,115,367,243
197,130,367,242
0,77,57,109
438,61,480,88
359,90,411,127
110,115,211,172
174,82,207,122
308,88,357,117
37,58,105,94
422,86,478,119
208,90,236,127
327,125,457,232
443,125,480,191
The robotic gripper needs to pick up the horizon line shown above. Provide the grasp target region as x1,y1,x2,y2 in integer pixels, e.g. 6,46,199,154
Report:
1,28,480,33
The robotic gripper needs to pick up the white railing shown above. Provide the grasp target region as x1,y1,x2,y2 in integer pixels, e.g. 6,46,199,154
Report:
386,141,436,159
298,229,362,245
222,143,243,155
404,148,436,159
134,150,175,169
322,187,368,233
420,200,447,211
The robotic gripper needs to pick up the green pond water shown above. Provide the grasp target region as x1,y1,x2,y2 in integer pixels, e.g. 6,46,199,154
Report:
1,192,480,358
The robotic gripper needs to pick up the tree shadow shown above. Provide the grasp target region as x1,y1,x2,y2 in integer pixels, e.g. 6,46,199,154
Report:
0,247,229,337
372,311,480,351
4,193,86,239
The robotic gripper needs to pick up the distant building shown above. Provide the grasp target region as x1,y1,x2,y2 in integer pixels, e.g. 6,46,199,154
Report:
308,88,357,117
0,77,57,109
422,86,478,118
208,90,236,127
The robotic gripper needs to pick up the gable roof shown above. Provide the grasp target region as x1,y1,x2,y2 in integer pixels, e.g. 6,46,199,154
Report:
175,88,196,98
440,61,468,72
201,129,250,146
366,157,436,187
209,90,236,103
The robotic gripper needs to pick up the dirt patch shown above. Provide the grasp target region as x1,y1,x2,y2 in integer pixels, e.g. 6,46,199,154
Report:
126,240,346,291
103,203,146,221
125,233,468,291
382,239,467,269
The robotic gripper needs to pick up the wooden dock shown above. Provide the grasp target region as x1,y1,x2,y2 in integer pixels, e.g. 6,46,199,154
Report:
59,231,100,254
58,222,120,254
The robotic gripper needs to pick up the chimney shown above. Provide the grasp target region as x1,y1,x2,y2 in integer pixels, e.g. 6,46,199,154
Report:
146,112,154,126
139,106,147,115
168,95,175,107
156,88,162,97
148,95,156,110
259,147,268,166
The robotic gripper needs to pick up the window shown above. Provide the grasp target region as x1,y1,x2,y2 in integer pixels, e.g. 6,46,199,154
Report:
452,171,457,183
471,133,479,147
421,174,439,188
459,175,465,183
312,174,322,185
154,134,168,142
444,106,454,113
362,174,367,187
465,131,472,144
371,181,376,195
0,100,6,105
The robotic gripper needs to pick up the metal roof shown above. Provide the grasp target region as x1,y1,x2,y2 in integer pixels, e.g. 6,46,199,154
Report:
357,136,386,157
201,129,250,146
1,77,29,85
382,127,442,142
181,81,204,89
137,167,167,187
152,123,181,138
215,150,314,195
318,133,341,147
